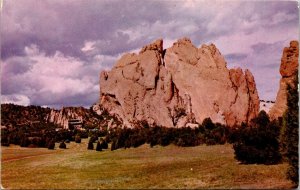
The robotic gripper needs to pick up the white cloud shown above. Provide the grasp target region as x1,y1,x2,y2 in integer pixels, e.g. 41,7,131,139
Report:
1,94,30,106
81,41,96,52
24,44,41,56
1,45,109,107
1,0,298,106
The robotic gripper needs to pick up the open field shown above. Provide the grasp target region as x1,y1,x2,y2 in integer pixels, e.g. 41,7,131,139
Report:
1,139,293,189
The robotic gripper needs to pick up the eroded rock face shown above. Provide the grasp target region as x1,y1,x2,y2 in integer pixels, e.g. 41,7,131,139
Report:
269,41,299,120
99,38,260,127
47,107,85,129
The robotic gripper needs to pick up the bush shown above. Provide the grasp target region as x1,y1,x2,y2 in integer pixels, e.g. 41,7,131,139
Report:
75,135,81,143
111,139,117,151
87,141,94,150
20,137,29,147
1,136,10,146
99,138,108,149
202,118,215,130
96,141,102,151
59,142,66,149
283,75,298,186
233,112,281,164
89,135,98,143
47,140,55,150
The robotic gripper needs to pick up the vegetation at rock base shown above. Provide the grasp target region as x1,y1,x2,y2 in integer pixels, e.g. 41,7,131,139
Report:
59,141,66,149
282,75,299,186
47,139,55,150
96,141,102,151
75,135,82,143
87,141,94,150
1,104,51,127
0,104,114,149
232,111,281,164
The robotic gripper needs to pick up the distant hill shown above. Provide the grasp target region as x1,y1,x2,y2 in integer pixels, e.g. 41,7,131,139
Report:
1,104,51,127
1,103,120,131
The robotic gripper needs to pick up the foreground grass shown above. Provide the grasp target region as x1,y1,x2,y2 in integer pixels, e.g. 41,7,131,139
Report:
1,139,293,189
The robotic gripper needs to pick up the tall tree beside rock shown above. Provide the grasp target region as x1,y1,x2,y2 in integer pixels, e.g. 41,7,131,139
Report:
284,74,298,186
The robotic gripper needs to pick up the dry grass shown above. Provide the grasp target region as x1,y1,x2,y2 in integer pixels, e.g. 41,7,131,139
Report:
1,139,293,189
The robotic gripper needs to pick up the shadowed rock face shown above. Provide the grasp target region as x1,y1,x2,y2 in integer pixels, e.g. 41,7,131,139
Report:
269,41,299,120
98,38,259,127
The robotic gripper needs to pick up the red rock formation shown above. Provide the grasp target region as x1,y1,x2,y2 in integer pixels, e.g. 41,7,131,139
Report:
48,107,86,129
269,41,299,119
98,38,260,127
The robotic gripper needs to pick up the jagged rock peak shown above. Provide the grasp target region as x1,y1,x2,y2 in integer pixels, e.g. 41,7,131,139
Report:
269,40,299,119
280,40,298,78
98,38,260,127
140,38,163,54
48,107,86,129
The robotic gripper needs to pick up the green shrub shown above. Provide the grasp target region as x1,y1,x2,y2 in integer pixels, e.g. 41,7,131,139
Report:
99,138,108,149
233,112,281,164
96,141,102,151
89,135,98,143
87,141,94,150
75,135,81,143
20,137,29,147
111,139,117,151
283,75,298,186
47,140,55,150
59,141,66,149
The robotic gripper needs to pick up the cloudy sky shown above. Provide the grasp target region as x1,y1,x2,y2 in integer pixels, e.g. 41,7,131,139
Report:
1,0,299,108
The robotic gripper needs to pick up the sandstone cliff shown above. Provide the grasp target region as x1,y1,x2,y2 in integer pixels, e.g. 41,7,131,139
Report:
47,106,121,130
47,107,86,129
269,41,299,119
99,38,260,127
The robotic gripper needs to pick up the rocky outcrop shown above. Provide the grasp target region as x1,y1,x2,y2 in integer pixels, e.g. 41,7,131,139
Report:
99,38,260,127
269,41,299,119
47,107,86,129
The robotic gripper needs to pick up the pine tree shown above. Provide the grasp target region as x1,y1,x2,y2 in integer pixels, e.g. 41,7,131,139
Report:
75,135,81,143
279,112,288,160
96,141,102,151
47,139,55,150
87,141,94,150
284,74,299,186
59,141,66,149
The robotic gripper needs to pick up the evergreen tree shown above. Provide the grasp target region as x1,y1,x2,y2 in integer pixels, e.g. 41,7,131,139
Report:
47,139,55,150
75,135,81,143
111,139,117,151
233,111,281,164
20,137,29,147
59,141,66,149
87,141,94,150
284,75,299,186
279,113,288,160
99,138,108,149
96,141,102,151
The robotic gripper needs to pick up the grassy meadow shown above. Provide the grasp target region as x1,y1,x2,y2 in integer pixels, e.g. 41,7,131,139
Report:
1,139,293,189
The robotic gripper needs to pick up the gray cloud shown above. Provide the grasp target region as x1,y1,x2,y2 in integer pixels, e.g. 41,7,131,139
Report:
1,0,299,106
225,53,248,63
251,41,285,55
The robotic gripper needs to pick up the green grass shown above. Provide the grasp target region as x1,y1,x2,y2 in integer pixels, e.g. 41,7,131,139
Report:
1,139,293,189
